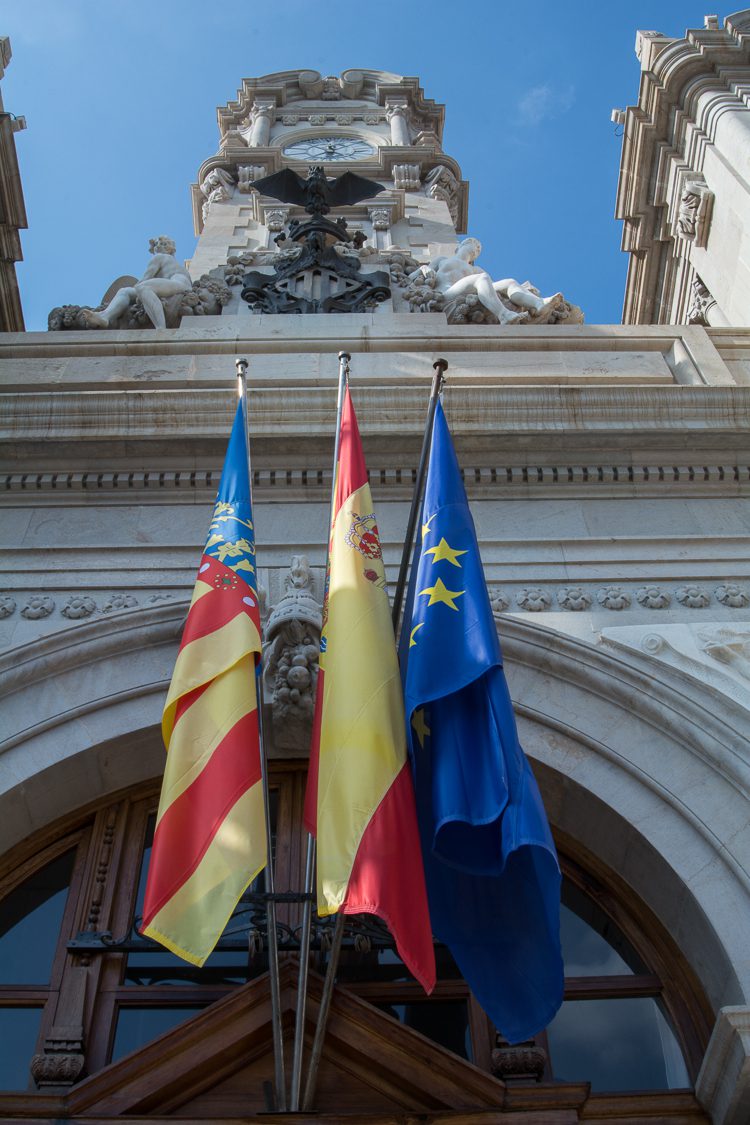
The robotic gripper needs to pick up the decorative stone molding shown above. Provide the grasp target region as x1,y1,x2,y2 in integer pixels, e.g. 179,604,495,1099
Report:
246,98,275,147
21,595,55,619
392,163,421,190
687,276,722,327
597,586,631,611
321,75,343,100
102,593,138,613
282,114,299,126
716,584,749,608
308,113,326,126
335,113,353,126
0,594,16,618
675,175,713,246
263,556,322,753
558,586,592,611
30,1051,85,1089
199,166,235,221
263,206,291,233
490,590,509,613
676,584,710,608
491,1041,547,1082
699,628,750,682
636,585,671,609
517,587,551,612
696,1006,750,1125
5,457,750,504
238,164,266,193
368,206,392,231
62,595,97,620
423,164,460,227
298,69,364,100
601,624,750,711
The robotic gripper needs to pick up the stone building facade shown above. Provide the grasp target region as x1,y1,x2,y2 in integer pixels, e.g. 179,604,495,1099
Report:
617,9,750,327
1,52,750,1125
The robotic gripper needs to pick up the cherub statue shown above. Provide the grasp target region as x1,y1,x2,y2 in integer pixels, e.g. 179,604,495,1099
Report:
81,237,192,330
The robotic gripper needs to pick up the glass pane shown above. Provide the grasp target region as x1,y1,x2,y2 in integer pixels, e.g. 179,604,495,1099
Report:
547,997,690,1091
376,1001,472,1060
126,792,278,986
111,1006,206,1062
560,880,648,976
0,1008,43,1090
0,849,76,984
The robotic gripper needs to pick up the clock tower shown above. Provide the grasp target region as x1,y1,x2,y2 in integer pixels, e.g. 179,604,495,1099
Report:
188,68,468,311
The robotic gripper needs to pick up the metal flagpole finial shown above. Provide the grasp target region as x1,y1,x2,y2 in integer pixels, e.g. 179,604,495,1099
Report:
433,357,448,396
338,351,351,384
235,357,249,395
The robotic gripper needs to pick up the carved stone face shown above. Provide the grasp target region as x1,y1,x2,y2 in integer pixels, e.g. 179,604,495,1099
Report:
458,237,481,263
150,236,176,256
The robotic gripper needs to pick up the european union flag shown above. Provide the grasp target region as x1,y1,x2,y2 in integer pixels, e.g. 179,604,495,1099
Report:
401,401,563,1044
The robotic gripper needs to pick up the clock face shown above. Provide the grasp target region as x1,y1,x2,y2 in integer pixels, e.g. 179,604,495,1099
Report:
282,136,375,162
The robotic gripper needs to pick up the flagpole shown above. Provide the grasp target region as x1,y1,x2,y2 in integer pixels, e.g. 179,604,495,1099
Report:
236,358,287,1113
289,349,350,1112
301,911,344,1110
301,353,440,1112
391,358,448,636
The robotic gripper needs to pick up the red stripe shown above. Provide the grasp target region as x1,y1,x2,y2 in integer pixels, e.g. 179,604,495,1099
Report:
303,667,325,835
172,680,211,727
178,557,260,655
342,763,436,993
142,709,262,926
333,390,368,519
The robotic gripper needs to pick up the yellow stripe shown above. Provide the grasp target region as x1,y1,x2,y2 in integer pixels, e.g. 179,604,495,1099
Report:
154,656,257,828
315,481,406,913
163,612,261,746
143,781,267,966
189,575,213,610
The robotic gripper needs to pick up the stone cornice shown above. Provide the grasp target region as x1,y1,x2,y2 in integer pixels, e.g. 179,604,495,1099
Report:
3,383,750,442
215,70,444,139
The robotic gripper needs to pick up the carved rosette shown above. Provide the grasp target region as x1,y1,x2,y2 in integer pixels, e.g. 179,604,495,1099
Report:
0,594,16,618
636,585,671,609
517,587,551,612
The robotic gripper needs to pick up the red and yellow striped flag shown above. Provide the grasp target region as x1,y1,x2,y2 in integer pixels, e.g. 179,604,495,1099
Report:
141,403,266,966
304,389,436,993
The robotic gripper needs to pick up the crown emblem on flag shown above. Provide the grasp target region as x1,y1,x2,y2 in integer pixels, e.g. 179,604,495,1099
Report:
344,511,382,561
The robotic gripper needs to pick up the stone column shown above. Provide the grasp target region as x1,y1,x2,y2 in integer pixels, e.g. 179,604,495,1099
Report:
248,99,275,147
386,101,411,146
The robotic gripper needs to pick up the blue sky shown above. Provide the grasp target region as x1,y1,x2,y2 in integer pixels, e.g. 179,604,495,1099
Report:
2,1,714,329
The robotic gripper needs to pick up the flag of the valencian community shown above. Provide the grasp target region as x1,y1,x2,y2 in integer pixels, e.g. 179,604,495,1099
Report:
401,400,563,1042
304,388,436,993
141,402,266,966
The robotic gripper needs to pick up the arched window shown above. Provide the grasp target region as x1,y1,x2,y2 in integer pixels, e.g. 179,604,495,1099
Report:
0,771,711,1112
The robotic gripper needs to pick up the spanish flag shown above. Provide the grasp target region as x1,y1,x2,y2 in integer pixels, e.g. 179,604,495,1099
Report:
141,403,266,966
304,389,435,993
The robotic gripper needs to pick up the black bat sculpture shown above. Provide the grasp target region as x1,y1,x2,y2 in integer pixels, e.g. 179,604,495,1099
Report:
251,165,385,216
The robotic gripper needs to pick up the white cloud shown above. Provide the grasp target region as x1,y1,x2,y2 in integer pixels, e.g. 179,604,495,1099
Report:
518,83,575,126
